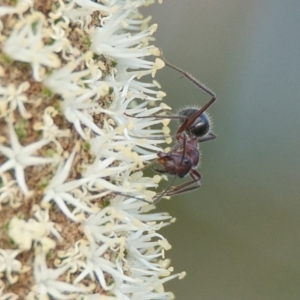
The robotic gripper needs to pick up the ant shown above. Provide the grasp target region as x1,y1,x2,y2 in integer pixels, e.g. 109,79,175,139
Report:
127,52,217,203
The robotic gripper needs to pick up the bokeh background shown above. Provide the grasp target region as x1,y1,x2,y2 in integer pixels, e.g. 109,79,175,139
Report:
142,1,300,299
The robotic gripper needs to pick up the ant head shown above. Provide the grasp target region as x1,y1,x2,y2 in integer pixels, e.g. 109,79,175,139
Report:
178,107,212,139
157,152,192,178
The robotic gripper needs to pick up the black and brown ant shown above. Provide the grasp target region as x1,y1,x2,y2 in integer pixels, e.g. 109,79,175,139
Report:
127,53,217,203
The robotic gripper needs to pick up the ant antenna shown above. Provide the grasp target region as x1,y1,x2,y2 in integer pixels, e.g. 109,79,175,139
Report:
117,192,152,204
152,175,178,204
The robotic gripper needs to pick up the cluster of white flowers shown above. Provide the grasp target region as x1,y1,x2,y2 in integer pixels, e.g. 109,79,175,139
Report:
0,0,185,299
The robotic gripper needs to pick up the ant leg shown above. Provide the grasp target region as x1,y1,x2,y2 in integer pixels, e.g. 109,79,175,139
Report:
124,111,188,122
152,175,178,204
117,193,152,204
160,51,216,99
159,51,217,135
124,111,183,141
198,133,216,143
156,169,201,199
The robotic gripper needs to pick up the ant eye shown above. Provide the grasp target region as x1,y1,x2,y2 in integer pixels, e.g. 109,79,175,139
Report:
184,158,190,165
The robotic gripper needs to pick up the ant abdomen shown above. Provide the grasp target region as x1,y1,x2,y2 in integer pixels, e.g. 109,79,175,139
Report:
178,108,211,138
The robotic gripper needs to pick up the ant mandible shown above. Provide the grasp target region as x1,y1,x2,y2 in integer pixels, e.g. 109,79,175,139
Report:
128,52,217,203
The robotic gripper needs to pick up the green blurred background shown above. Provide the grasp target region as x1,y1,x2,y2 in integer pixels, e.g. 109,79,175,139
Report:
142,1,300,299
